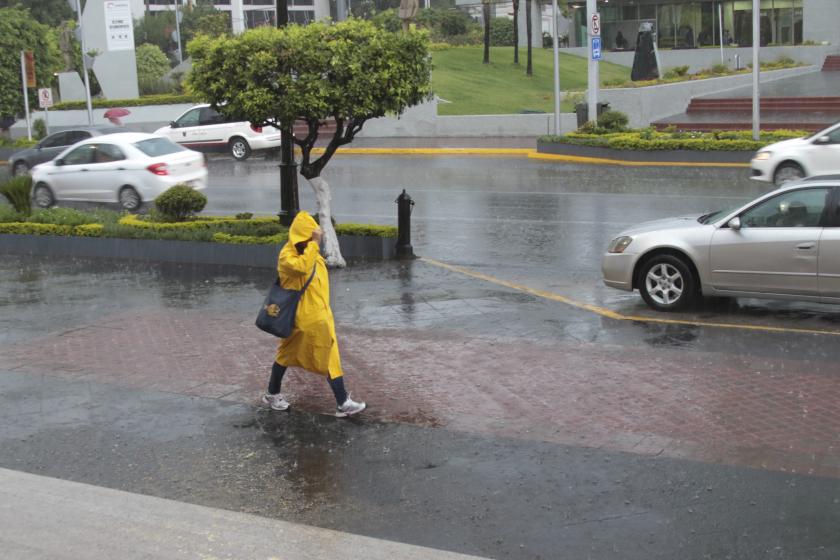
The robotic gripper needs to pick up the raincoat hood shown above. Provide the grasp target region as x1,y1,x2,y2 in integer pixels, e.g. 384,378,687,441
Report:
289,211,319,245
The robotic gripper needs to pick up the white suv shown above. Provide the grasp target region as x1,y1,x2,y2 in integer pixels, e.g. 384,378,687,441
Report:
751,122,840,186
155,104,282,161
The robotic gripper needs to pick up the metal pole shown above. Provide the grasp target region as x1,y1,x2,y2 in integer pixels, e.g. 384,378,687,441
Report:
44,105,50,136
752,0,760,141
77,0,94,126
20,52,31,141
718,2,724,63
586,0,597,124
551,0,561,135
174,0,183,63
276,0,299,226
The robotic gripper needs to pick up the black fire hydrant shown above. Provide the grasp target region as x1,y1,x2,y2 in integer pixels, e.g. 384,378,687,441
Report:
395,189,415,259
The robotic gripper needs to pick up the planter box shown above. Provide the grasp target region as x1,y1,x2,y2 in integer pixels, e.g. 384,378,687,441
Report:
0,234,396,268
536,141,753,164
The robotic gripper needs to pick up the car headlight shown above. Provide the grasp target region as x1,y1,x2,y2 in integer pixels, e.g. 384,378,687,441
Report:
753,151,772,161
608,236,633,254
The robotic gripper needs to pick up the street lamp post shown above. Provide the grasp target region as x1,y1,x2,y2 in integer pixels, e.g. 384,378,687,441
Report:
275,0,299,226
752,0,761,141
76,0,94,126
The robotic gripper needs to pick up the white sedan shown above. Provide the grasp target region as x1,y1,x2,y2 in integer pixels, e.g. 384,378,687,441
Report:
31,132,207,211
751,122,840,186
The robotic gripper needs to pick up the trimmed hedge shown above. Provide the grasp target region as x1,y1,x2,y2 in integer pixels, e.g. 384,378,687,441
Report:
335,223,398,238
52,93,196,111
0,209,395,244
539,129,809,151
0,222,74,236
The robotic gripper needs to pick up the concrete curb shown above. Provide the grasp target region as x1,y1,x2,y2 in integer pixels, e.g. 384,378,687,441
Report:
317,147,534,156
0,234,396,268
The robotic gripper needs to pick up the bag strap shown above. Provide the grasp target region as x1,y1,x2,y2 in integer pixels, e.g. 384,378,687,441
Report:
301,265,317,292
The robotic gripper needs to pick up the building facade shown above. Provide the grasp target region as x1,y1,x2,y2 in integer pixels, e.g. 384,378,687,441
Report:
139,0,328,28
566,0,838,51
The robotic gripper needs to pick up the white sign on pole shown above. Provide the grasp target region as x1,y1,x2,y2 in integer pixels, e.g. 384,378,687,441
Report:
104,0,135,51
591,13,601,37
38,88,53,109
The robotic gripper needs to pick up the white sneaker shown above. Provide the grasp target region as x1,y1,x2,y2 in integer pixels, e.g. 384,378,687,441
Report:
336,395,366,418
262,393,290,411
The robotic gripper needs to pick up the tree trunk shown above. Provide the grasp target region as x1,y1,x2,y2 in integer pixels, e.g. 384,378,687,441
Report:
305,176,346,268
512,0,519,64
483,1,491,64
525,0,532,76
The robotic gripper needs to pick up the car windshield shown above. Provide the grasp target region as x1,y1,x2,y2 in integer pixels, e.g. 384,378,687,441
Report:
133,137,185,157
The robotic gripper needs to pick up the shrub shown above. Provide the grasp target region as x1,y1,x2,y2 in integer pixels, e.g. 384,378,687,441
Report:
335,223,398,238
212,232,288,245
710,63,729,74
52,93,195,111
0,175,32,216
33,118,47,140
597,110,629,132
235,212,254,220
0,204,24,223
440,10,471,37
154,185,207,221
489,17,515,47
27,207,102,226
371,9,401,33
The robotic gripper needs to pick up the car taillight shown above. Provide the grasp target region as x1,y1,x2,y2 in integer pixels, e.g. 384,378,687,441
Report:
147,163,168,176
250,123,262,133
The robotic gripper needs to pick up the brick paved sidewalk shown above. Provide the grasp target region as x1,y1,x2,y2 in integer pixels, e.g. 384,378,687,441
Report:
2,258,840,478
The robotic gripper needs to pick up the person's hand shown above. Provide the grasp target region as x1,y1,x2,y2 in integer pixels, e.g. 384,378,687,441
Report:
311,228,323,245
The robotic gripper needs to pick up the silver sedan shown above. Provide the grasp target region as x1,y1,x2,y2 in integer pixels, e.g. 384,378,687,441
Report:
602,176,840,311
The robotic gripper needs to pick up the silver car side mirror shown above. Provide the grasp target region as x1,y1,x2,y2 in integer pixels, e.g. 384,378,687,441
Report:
728,217,742,230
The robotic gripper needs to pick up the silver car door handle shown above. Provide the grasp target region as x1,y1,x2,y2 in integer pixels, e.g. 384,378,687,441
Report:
796,242,816,249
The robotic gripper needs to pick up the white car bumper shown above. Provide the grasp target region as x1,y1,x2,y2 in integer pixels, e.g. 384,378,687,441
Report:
750,157,775,182
247,134,283,151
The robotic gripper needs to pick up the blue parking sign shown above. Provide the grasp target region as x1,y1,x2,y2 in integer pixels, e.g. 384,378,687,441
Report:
592,37,602,61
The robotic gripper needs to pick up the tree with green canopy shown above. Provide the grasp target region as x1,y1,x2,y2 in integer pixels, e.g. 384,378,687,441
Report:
188,19,432,266
0,7,61,120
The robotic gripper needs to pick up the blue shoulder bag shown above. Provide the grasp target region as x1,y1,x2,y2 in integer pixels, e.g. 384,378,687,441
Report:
255,265,317,338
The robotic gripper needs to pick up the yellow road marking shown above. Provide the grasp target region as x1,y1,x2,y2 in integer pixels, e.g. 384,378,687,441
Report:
528,152,751,168
301,146,751,168
311,147,533,156
421,257,840,337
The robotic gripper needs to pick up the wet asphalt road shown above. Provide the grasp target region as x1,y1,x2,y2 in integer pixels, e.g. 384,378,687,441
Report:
204,154,764,299
5,155,840,558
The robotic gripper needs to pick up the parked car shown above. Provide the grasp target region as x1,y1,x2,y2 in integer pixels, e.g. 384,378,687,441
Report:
31,133,207,211
751,122,840,186
8,126,125,176
154,104,282,161
602,176,840,311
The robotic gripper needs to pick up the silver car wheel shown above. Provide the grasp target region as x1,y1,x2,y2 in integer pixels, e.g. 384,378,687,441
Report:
645,263,684,306
775,164,804,186
119,187,141,211
33,185,54,208
231,139,248,159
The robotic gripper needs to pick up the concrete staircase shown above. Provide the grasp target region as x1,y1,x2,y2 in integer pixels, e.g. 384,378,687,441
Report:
652,55,840,132
822,55,840,71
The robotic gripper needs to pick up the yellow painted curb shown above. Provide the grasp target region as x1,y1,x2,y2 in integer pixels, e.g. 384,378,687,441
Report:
528,151,751,168
421,257,840,337
311,147,534,156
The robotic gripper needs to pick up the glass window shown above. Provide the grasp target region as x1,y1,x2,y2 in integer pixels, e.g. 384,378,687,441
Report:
62,144,95,165
91,144,126,163
133,138,185,157
639,5,656,20
39,132,69,149
65,131,92,144
741,188,831,228
622,5,637,21
175,108,201,127
199,107,226,125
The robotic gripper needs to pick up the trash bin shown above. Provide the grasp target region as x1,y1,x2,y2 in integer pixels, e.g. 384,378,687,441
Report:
575,102,611,128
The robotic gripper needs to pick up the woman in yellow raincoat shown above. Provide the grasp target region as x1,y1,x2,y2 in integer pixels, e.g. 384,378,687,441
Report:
262,211,366,417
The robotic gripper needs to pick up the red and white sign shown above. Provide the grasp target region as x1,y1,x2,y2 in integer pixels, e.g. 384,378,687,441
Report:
591,13,601,37
38,88,53,109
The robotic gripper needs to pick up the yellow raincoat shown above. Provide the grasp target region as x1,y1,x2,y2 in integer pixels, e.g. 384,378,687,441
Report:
275,212,344,380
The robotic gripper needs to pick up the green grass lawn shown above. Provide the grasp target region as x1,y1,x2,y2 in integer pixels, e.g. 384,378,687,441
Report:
432,47,631,115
